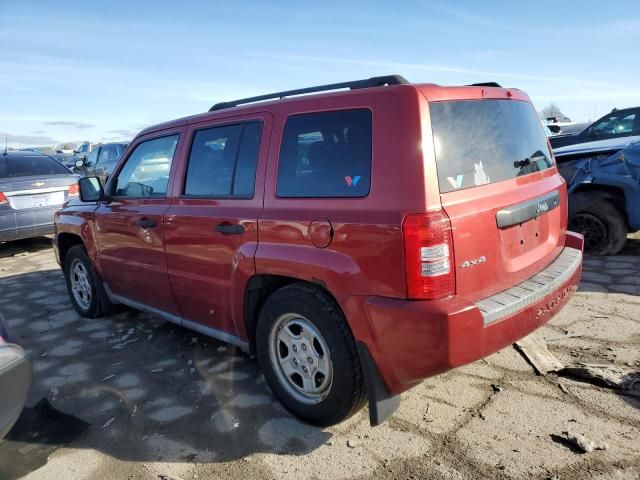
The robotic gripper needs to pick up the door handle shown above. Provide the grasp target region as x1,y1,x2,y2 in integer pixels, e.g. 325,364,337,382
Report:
214,223,245,235
134,218,157,229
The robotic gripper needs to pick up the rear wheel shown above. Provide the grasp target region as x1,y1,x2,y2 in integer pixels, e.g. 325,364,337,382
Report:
570,200,627,255
64,245,119,317
256,284,366,426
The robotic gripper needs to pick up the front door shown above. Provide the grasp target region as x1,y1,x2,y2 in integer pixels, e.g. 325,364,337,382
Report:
94,132,182,315
164,115,270,338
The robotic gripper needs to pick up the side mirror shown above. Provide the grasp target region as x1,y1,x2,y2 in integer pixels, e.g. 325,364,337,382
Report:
79,177,105,202
75,159,84,168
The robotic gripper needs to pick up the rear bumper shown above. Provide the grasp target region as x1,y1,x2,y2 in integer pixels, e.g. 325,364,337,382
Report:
0,343,32,438
354,232,584,395
0,208,58,242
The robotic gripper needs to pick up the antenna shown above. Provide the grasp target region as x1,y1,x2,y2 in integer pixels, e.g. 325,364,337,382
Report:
3,136,7,155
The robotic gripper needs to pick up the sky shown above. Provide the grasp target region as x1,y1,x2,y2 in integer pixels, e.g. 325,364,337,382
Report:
1,0,639,148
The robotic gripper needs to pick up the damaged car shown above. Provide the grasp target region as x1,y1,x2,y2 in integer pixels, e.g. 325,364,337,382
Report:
555,136,640,255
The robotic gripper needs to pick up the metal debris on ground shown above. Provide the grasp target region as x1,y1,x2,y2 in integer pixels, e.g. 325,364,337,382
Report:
491,384,502,392
101,374,116,382
560,363,640,391
514,334,564,375
558,382,570,394
560,430,609,453
102,417,116,429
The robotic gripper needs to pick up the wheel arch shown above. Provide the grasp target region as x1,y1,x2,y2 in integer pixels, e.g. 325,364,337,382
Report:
569,184,627,224
57,232,85,268
242,274,348,354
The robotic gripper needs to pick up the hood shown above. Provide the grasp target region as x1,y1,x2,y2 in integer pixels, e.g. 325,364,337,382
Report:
554,135,640,157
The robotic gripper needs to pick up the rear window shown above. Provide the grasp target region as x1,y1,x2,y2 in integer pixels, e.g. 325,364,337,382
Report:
0,155,69,178
184,121,261,198
277,109,372,198
430,100,553,193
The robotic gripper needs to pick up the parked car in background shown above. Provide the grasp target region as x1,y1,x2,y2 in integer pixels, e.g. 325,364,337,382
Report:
72,142,99,163
550,107,640,149
555,135,640,254
0,314,31,438
54,75,583,427
74,142,128,181
1,151,79,242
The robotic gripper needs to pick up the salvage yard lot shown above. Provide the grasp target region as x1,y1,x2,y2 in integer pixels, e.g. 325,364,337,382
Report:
1,236,639,480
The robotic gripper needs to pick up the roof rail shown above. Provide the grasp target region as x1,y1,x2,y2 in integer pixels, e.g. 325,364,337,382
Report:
467,82,502,87
208,75,409,112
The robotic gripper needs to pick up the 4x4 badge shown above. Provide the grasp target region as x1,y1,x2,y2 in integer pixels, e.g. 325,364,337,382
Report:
460,256,487,268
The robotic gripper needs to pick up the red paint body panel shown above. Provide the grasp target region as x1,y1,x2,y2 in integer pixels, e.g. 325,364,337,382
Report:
352,232,583,394
53,81,584,401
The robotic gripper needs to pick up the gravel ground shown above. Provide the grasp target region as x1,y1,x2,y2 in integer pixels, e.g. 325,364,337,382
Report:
0,234,638,480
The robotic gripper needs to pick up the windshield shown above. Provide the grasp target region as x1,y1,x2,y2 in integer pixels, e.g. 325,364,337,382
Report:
430,99,554,193
0,155,70,178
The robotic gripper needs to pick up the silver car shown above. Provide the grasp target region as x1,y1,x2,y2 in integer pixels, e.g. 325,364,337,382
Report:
0,151,79,242
0,314,31,438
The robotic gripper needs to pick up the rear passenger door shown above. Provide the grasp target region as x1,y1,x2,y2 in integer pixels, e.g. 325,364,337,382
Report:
164,113,271,340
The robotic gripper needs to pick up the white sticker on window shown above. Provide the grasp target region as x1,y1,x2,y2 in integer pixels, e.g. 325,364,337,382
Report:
474,161,490,186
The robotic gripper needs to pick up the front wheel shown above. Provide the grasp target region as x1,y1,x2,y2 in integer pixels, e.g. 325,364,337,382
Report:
569,200,627,255
64,245,118,317
256,284,366,426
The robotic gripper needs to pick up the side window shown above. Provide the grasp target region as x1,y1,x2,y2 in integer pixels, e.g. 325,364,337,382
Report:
184,121,262,197
97,146,112,165
114,135,178,198
592,112,636,137
277,109,372,198
85,149,99,166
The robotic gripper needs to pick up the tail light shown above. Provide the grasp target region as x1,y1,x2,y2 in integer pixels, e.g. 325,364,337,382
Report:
68,183,79,197
0,192,7,205
402,211,455,300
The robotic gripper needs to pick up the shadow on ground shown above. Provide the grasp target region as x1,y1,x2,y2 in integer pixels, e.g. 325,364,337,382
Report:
0,265,333,479
0,237,53,259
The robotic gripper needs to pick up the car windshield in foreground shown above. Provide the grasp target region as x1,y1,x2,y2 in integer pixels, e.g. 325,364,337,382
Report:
430,99,554,193
0,155,70,178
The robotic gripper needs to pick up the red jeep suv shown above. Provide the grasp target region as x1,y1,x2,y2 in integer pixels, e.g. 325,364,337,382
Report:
54,75,583,426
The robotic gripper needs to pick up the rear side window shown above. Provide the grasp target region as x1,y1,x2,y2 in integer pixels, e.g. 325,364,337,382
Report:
114,135,178,197
277,109,372,198
430,100,553,193
0,155,69,178
184,121,262,198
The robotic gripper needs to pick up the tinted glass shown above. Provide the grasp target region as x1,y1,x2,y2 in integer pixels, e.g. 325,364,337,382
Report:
592,112,636,137
114,135,178,197
234,122,261,196
86,149,99,166
0,155,69,178
277,109,372,198
430,100,553,193
184,122,261,197
98,145,116,164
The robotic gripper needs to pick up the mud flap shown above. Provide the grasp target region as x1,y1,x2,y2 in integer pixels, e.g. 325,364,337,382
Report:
356,342,400,426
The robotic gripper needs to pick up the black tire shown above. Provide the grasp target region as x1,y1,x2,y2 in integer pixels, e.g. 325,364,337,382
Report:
256,283,366,426
63,245,119,318
570,200,628,255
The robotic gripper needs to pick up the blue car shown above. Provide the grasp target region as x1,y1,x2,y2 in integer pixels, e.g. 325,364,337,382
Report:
1,151,80,243
555,136,640,254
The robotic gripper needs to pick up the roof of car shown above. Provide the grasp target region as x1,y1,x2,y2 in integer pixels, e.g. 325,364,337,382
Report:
136,75,523,138
1,150,53,158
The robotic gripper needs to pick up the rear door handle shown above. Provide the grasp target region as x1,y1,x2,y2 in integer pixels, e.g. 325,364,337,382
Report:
134,218,157,229
214,223,245,235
